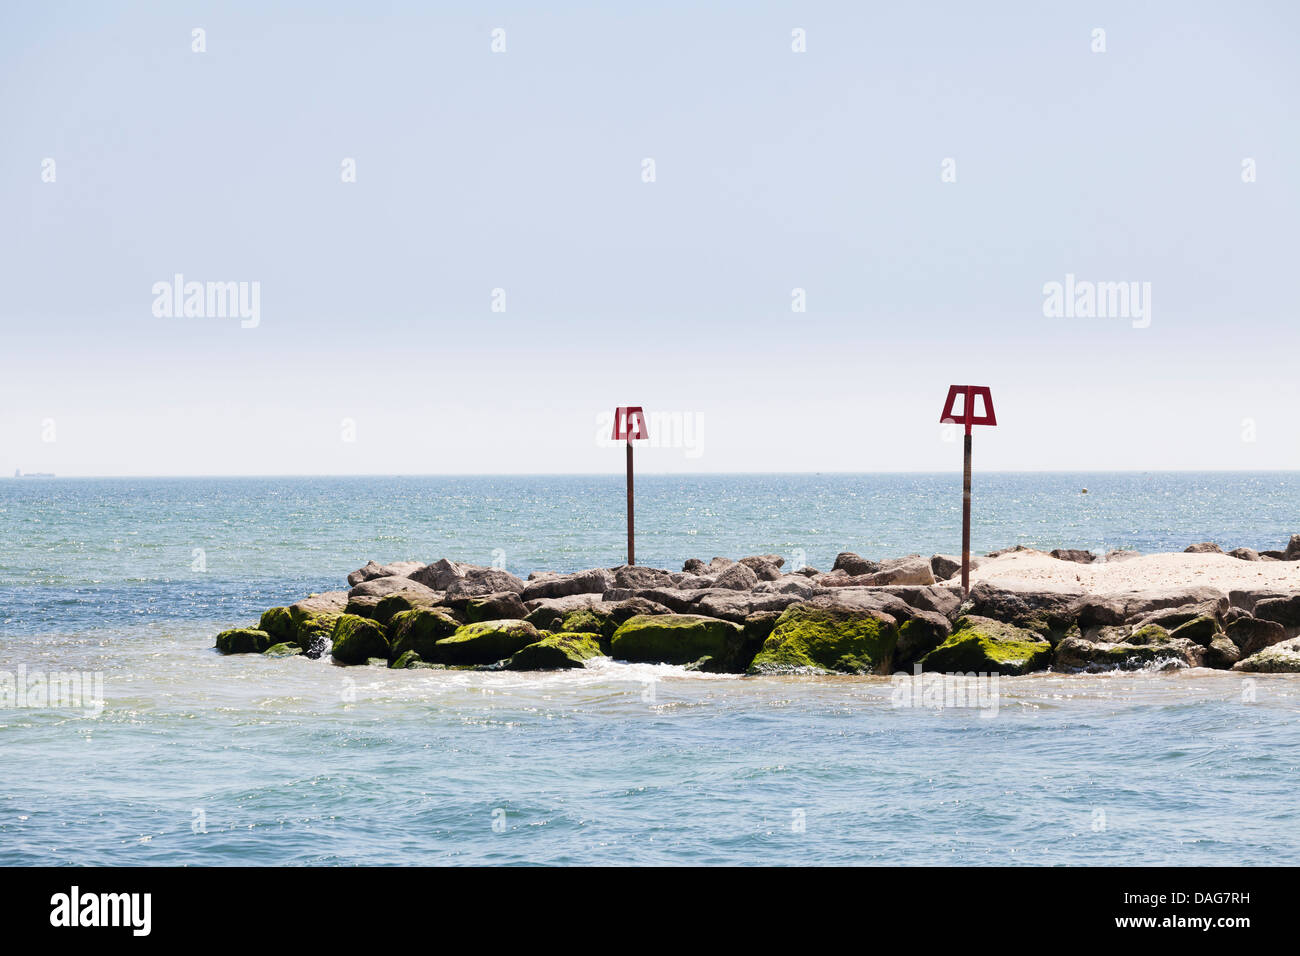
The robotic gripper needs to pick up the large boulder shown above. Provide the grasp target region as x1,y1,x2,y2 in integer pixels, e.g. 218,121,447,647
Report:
612,565,674,590
866,556,935,586
748,603,897,675
522,592,606,630
920,616,1051,676
387,608,461,662
876,585,963,620
832,552,878,576
1227,547,1261,562
632,587,711,615
560,597,671,645
215,628,272,655
407,559,481,590
691,588,804,623
1225,616,1287,656
1285,535,1300,560
894,611,953,670
503,632,604,671
1253,595,1300,628
965,583,1083,635
1053,624,1203,672
373,588,445,625
444,570,527,602
738,555,784,581
1049,549,1095,564
347,559,423,587
610,614,747,668
713,562,759,591
465,591,528,623
330,614,390,665
431,620,542,665
753,575,818,599
1234,637,1300,673
346,576,440,619
1076,587,1229,628
1134,600,1228,631
930,554,962,581
289,591,348,657
519,568,609,601
259,607,295,645
1184,542,1224,554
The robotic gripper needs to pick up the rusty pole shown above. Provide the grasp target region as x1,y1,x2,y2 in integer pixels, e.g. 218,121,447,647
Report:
626,438,635,566
962,432,972,596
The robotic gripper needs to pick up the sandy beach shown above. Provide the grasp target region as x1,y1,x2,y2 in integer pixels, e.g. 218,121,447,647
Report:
969,550,1300,594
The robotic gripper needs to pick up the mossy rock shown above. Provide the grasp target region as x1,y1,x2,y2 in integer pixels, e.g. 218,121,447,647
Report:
1054,625,1203,672
289,606,343,658
894,612,952,670
390,650,446,670
503,632,604,671
330,614,390,665
215,628,272,655
388,608,461,662
611,614,746,668
561,606,619,641
1169,614,1221,647
748,604,897,675
264,642,303,658
432,619,543,666
921,615,1051,676
259,607,295,644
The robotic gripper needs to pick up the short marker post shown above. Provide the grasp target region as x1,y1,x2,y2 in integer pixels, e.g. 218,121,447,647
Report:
612,406,649,565
939,386,996,596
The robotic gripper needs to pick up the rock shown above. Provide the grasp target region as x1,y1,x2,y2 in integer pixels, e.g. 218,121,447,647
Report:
1233,637,1300,673
1102,549,1141,562
431,620,543,665
389,650,426,669
503,632,604,670
1225,617,1286,656
387,608,461,662
1260,551,1287,560
1252,595,1300,628
965,583,1083,635
1134,600,1228,631
794,566,820,577
465,591,527,623
445,570,527,602
611,614,747,668
1081,587,1229,627
373,588,444,625
737,556,783,580
520,568,611,601
1168,615,1222,646
707,557,734,571
347,560,423,587
930,554,962,580
1050,549,1095,564
613,565,673,589
675,574,715,589
1053,624,1202,672
692,588,804,624
682,558,706,573
1227,547,1260,561
742,611,782,647
264,642,303,658
521,593,604,630
349,575,439,601
215,628,272,655
329,614,390,665
862,557,936,587
806,589,915,623
748,603,897,675
985,545,1040,558
713,562,759,591
1184,542,1223,554
876,585,963,620
894,611,953,670
558,598,670,645
633,587,711,615
289,592,348,657
1285,534,1300,560
920,616,1051,675
407,558,481,590
259,607,295,644
753,575,818,598
1204,635,1241,669
832,552,878,576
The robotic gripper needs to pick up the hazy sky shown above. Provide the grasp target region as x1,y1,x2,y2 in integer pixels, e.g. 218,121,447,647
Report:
2,1,1297,475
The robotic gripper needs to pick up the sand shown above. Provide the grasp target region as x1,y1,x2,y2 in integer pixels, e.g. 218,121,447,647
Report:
966,550,1300,594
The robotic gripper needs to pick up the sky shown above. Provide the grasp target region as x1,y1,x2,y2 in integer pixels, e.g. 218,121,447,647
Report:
1,1,1297,475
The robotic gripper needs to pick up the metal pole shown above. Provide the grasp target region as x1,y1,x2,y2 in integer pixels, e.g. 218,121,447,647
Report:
626,439,635,566
962,432,972,596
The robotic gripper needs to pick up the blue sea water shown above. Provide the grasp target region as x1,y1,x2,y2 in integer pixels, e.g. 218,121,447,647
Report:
1,473,1298,865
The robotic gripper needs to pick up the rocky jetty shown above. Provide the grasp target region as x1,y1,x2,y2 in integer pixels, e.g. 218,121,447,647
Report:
213,538,1300,675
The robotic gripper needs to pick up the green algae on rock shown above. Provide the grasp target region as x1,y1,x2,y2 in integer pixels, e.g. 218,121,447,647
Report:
920,615,1050,676
610,614,745,667
264,642,304,658
387,608,461,663
431,619,543,666
259,607,295,645
1053,623,1203,672
503,632,604,671
215,628,273,655
747,604,897,675
330,614,390,665
1233,637,1300,673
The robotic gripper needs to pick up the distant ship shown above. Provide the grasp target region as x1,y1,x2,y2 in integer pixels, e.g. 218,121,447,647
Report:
14,469,55,478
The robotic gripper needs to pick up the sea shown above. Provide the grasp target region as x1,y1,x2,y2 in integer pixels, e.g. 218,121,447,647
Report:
2,472,1298,865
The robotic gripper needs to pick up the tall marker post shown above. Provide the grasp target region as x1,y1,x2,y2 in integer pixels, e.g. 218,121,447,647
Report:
939,386,996,596
612,406,649,565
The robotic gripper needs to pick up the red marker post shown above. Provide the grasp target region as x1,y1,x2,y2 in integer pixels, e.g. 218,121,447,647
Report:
939,386,996,596
612,406,649,565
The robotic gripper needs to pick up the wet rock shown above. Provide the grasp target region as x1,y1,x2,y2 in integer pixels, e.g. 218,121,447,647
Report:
430,620,543,666
264,642,303,658
387,608,461,662
1225,616,1287,656
1053,624,1203,672
1203,635,1241,670
1233,637,1300,672
894,611,953,670
920,616,1051,676
748,603,897,675
503,632,604,670
966,583,1083,635
215,628,272,655
330,614,390,665
611,614,746,668
1168,614,1223,646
